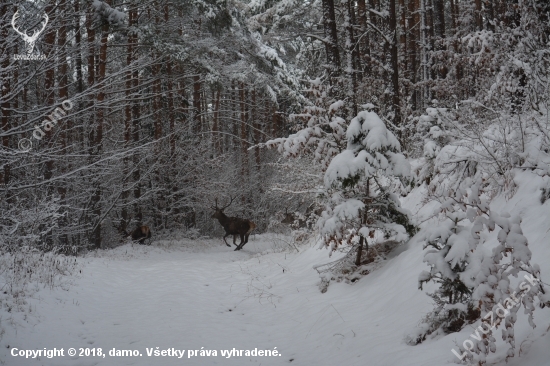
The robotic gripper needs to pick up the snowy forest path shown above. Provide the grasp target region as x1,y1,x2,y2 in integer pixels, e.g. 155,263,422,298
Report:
4,236,325,366
4,234,548,366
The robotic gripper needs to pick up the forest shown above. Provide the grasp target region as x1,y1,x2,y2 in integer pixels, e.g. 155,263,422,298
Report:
1,0,550,365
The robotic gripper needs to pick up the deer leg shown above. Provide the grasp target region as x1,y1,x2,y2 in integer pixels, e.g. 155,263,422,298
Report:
222,233,231,247
234,234,246,251
239,234,249,250
235,234,243,250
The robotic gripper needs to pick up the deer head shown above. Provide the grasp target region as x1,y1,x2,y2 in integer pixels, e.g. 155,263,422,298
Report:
11,10,49,56
211,196,235,219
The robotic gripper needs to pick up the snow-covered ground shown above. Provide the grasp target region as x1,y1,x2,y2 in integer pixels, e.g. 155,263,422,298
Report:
1,172,549,366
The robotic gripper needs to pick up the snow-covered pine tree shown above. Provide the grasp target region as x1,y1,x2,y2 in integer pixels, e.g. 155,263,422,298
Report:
412,106,454,187
414,180,489,342
267,85,415,269
266,79,347,169
414,178,549,364
318,105,415,263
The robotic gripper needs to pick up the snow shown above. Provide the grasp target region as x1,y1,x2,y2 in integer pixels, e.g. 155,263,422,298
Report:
324,110,410,188
323,149,366,187
0,234,440,366
92,0,127,26
346,111,400,152
1,172,549,366
328,100,345,113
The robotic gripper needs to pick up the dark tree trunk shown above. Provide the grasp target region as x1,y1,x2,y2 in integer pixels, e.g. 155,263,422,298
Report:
252,90,261,172
434,0,447,79
91,3,109,249
0,3,10,186
131,8,142,225
475,0,483,31
212,89,221,156
345,0,358,117
240,83,249,182
322,0,341,83
74,0,83,94
389,0,401,128
357,0,369,79
355,235,365,266
193,75,202,133
408,0,419,110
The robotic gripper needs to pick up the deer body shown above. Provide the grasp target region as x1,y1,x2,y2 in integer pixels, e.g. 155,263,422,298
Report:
211,198,256,251
129,226,151,244
113,220,152,245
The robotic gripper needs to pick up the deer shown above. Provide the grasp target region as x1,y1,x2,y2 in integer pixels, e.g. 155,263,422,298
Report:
211,197,256,251
128,225,152,244
112,216,152,245
11,11,49,56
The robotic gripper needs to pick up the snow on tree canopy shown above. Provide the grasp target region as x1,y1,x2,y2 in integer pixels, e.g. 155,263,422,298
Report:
318,198,365,237
346,110,400,151
92,0,127,26
325,110,410,188
315,108,415,258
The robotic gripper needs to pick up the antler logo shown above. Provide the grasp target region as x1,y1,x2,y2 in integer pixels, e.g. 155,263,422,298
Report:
12,10,48,56
11,2,49,61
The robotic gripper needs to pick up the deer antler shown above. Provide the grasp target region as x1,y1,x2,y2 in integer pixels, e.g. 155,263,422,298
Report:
220,195,235,211
11,11,25,38
29,12,49,42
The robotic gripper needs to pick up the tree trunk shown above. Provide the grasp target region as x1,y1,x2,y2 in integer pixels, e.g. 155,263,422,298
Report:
408,0,419,110
433,0,445,39
344,0,358,117
74,0,83,94
167,60,175,155
433,0,447,79
91,3,109,249
43,3,56,249
0,3,10,186
399,0,407,70
389,0,401,128
322,0,341,83
153,55,162,142
121,6,136,235
355,235,364,266
475,0,482,31
427,0,435,83
252,89,261,172
193,75,202,133
232,81,239,147
212,89,221,156
240,83,249,183
43,3,56,183
420,0,429,105
165,3,175,155
57,0,69,247
131,8,142,225
357,0,369,79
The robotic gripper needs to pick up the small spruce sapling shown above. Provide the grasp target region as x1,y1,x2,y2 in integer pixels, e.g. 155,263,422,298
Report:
318,107,415,261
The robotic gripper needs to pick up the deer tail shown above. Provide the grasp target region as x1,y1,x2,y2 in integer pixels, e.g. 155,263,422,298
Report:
141,226,150,235
247,221,257,234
